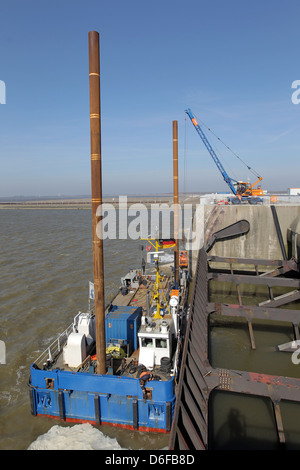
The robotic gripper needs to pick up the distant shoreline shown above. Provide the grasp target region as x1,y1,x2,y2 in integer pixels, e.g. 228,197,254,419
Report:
0,195,201,210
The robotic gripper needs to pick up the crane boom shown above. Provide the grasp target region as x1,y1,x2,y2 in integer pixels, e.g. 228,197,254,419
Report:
185,108,238,195
185,108,263,201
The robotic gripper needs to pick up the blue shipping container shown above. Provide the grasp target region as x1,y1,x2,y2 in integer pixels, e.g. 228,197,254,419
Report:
105,305,142,351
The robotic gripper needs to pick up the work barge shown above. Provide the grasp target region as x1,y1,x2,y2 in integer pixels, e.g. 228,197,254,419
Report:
169,204,300,450
29,31,191,434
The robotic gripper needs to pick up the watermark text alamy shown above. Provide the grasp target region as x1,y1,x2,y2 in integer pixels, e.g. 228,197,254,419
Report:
94,195,201,250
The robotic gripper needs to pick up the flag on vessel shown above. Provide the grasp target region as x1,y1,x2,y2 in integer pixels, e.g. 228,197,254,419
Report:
89,281,94,300
158,238,176,248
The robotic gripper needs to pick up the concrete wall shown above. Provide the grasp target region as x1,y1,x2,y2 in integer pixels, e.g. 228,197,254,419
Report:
190,202,300,275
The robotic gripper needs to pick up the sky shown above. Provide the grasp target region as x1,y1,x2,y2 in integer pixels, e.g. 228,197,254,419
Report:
1,0,300,197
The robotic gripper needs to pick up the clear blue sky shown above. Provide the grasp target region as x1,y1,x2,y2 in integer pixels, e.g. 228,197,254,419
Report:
1,0,300,197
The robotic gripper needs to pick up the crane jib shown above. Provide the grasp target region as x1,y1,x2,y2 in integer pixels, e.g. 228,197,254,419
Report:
185,108,263,199
185,108,237,195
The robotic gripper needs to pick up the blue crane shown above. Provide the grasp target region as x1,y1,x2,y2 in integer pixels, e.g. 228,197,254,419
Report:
185,108,238,194
185,108,263,202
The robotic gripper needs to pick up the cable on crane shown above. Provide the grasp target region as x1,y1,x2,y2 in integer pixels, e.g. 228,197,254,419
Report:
192,111,262,180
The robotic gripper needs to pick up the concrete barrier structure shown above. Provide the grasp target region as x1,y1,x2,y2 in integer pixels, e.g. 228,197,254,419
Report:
190,196,300,276
170,198,300,450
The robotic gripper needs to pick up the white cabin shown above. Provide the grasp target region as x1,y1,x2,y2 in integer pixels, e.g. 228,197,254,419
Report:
138,318,172,369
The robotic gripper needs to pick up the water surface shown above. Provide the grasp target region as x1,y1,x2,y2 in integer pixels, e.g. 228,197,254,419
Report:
0,209,169,450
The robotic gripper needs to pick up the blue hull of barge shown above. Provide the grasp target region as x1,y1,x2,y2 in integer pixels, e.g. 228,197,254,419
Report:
29,365,174,432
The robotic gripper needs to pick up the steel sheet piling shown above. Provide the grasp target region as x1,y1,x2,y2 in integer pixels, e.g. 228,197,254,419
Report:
88,31,106,374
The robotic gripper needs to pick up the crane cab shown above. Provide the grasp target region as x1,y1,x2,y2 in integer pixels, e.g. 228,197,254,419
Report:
235,180,263,197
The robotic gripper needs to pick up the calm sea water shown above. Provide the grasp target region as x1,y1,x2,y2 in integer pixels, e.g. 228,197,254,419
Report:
0,209,171,450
